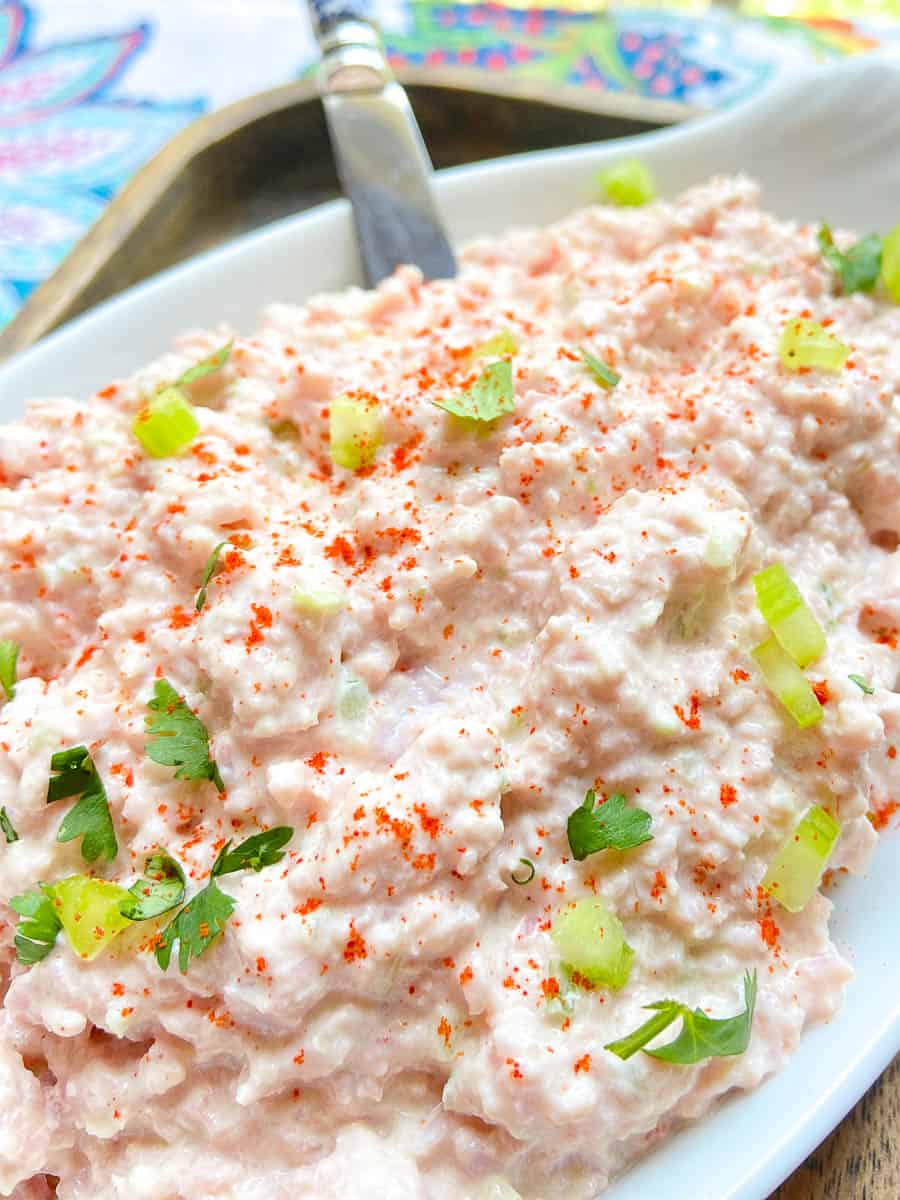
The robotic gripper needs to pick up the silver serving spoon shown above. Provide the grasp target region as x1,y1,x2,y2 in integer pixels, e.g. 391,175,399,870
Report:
307,0,457,285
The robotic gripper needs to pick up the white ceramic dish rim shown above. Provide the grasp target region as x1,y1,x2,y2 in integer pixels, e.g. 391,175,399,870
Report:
1,53,899,1200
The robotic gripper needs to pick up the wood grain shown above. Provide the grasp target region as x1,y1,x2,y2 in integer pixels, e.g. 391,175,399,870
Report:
0,69,692,359
771,1058,899,1199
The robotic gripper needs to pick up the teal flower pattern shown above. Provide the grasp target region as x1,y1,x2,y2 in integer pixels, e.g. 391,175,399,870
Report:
0,1,202,324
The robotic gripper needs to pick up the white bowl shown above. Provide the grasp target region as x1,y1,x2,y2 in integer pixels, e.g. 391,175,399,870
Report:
2,54,899,1200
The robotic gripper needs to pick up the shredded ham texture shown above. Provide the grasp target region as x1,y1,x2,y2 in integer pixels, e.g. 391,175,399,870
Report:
0,176,899,1199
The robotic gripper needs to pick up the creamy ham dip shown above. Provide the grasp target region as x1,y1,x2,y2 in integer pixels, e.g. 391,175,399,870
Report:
1,176,899,1200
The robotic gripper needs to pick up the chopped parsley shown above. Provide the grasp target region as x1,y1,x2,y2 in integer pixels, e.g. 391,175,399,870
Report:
46,746,118,863
510,857,535,885
10,889,61,965
155,828,293,973
176,340,233,387
145,679,225,793
120,850,186,921
817,225,882,295
580,348,620,390
567,790,652,861
195,541,228,612
211,827,293,877
0,640,19,702
848,673,875,695
433,360,515,423
605,970,757,1064
0,807,19,844
154,878,235,973
472,330,518,359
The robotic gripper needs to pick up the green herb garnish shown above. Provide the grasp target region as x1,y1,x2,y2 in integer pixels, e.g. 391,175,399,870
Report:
605,970,757,1064
155,827,293,973
433,360,515,423
567,790,652,861
10,889,61,965
0,807,19,844
46,746,118,863
120,850,187,921
195,541,228,612
817,225,882,295
580,348,620,390
154,878,235,973
848,673,875,695
472,330,518,359
211,827,293,877
145,679,225,793
0,640,19,701
176,341,233,387
510,857,535,885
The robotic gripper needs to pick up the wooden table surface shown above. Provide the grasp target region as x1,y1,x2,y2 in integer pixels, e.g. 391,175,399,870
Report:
771,1058,899,1199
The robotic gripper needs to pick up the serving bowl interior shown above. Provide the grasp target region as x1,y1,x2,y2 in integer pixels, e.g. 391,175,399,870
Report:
1,54,899,1200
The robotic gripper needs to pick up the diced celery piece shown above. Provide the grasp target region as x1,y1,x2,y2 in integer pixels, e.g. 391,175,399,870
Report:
551,897,634,990
175,340,232,387
580,349,619,390
882,224,900,303
0,639,19,701
291,586,345,616
777,320,848,373
472,330,518,359
46,876,133,961
761,804,841,912
598,159,655,207
753,563,826,668
329,395,383,470
752,637,824,729
132,387,199,457
338,673,369,720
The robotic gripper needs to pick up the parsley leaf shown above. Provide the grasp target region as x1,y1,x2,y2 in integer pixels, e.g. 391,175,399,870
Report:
47,745,95,803
211,827,293,877
195,541,228,612
0,807,19,844
10,889,61,965
580,348,620,390
120,849,186,921
0,640,19,702
848,673,875,695
567,790,652,861
47,746,118,863
154,878,235,973
817,225,882,295
433,360,515,422
145,679,225,793
154,825,294,973
605,970,757,1064
176,341,233,387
